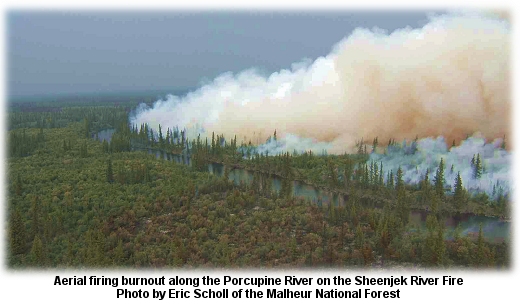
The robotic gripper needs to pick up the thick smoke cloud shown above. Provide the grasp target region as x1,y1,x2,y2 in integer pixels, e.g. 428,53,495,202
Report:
130,12,510,196
131,12,509,153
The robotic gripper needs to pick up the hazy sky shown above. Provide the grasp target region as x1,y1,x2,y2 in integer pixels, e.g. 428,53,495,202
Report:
8,10,441,98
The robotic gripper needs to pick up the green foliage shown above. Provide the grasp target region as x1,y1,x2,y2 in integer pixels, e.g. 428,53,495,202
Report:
8,128,45,157
10,208,26,256
434,158,445,199
106,159,114,183
30,235,45,266
473,154,483,179
453,172,466,212
6,102,509,269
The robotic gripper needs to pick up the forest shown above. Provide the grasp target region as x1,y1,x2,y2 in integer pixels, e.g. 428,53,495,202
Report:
6,98,510,269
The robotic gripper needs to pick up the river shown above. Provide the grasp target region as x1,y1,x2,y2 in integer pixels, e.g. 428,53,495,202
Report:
97,130,511,243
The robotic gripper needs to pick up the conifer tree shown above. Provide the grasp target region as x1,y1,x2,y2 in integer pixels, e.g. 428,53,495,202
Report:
369,161,375,186
211,132,215,155
15,174,23,196
84,118,90,138
476,223,486,266
357,138,364,154
435,225,446,266
106,159,114,183
453,172,465,212
363,163,369,188
387,170,394,189
430,193,440,214
453,223,462,241
422,169,430,191
474,153,482,179
379,162,384,187
165,128,171,148
395,166,408,224
85,229,106,267
65,238,74,266
10,208,26,255
344,157,354,188
113,239,125,266
423,214,438,265
395,166,404,193
30,196,41,238
80,141,88,158
372,137,378,153
434,158,445,199
30,235,44,266
158,124,164,147
373,162,379,189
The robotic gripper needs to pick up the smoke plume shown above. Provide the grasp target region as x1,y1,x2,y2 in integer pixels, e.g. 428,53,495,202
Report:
131,12,510,153
369,135,511,197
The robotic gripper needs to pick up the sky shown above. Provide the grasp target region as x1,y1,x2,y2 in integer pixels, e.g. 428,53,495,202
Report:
7,10,442,99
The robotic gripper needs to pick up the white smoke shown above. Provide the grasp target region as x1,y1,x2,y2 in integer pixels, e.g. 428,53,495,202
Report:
131,11,509,153
243,134,332,156
130,11,511,197
369,135,511,197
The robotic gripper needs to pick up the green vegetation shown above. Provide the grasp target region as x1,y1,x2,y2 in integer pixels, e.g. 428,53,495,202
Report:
6,99,509,269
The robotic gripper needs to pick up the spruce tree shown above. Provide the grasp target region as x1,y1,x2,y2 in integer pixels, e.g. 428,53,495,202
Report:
435,225,446,266
453,172,465,212
30,196,41,238
10,208,26,255
372,137,378,153
158,124,164,147
363,163,369,188
369,161,375,186
423,215,438,265
373,162,379,189
387,170,394,189
113,239,125,266
357,139,364,155
84,118,90,138
344,157,353,188
30,235,44,266
434,158,445,199
476,223,486,266
106,159,114,183
395,166,404,193
422,169,430,191
431,193,439,214
379,162,384,187
15,174,23,196
395,166,408,224
474,154,482,179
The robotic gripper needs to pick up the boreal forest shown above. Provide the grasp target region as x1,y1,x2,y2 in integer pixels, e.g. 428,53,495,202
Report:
7,97,510,269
